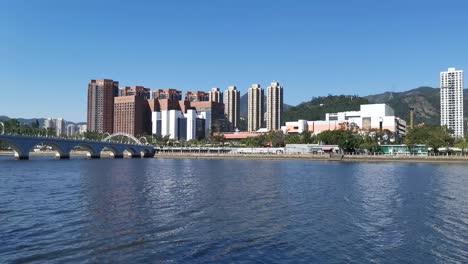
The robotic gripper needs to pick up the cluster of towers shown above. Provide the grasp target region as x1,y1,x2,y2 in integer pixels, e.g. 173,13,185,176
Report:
87,79,284,137
209,82,283,132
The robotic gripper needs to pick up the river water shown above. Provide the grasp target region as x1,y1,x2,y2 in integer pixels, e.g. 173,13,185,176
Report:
1,157,468,263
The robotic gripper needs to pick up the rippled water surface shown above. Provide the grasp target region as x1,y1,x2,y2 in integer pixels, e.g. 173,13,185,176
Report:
1,157,468,263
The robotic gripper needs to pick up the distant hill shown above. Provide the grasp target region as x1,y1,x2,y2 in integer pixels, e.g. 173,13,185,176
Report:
0,116,85,126
365,87,468,126
283,95,369,122
239,93,293,118
282,86,468,127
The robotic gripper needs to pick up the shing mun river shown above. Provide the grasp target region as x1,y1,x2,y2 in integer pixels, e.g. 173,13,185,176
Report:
1,157,468,263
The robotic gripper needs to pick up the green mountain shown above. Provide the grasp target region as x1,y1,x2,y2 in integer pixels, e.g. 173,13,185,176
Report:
365,87,468,126
283,87,468,127
0,116,85,126
283,95,369,122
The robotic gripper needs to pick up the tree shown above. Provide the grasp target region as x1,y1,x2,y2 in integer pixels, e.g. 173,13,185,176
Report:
359,135,381,153
210,133,225,146
315,129,361,153
405,125,453,153
455,136,468,155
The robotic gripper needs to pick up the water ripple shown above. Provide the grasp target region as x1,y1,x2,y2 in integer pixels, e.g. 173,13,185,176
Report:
0,159,468,263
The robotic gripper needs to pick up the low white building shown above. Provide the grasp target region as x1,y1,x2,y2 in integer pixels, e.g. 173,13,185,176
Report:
44,118,67,137
282,104,407,136
66,124,87,136
152,109,211,140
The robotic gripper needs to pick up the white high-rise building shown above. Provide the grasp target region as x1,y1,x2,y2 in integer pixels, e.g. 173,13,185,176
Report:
266,81,283,131
440,67,464,138
209,87,222,103
66,124,76,136
248,84,264,132
224,86,240,131
55,118,66,137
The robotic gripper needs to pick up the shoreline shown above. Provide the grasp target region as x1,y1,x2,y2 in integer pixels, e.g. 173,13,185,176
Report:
2,150,468,164
154,153,468,164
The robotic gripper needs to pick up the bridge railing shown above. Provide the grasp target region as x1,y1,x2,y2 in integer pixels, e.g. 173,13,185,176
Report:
0,134,146,146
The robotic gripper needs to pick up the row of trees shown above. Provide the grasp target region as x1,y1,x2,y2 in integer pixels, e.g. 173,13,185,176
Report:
238,125,468,154
1,119,56,137
405,125,468,154
239,129,398,153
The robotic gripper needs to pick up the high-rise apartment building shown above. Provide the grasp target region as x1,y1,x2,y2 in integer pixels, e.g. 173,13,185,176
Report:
440,68,464,138
209,87,223,103
248,84,264,132
55,118,65,137
87,79,119,133
266,81,283,131
224,86,240,131
113,95,151,136
185,91,210,102
119,86,151,99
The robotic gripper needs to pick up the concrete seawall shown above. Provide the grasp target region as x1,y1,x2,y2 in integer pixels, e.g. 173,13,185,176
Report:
155,152,468,164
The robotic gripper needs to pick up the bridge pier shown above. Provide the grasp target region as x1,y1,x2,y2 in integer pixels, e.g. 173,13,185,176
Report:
57,155,70,160
131,154,141,158
15,155,29,160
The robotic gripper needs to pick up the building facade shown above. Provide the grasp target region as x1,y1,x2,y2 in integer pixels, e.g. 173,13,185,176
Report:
185,91,210,102
87,79,119,133
189,101,225,135
248,84,264,132
44,118,66,136
151,109,210,141
440,67,464,138
209,87,223,103
266,81,283,131
113,95,151,136
282,104,407,136
224,86,240,131
119,86,151,99
55,118,66,137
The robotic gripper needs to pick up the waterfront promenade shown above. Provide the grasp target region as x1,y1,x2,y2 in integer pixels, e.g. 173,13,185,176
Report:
2,150,468,164
156,152,468,164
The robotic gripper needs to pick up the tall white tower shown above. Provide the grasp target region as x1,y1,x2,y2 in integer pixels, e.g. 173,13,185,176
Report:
209,87,222,103
224,86,240,131
440,67,464,138
266,81,283,131
248,84,264,132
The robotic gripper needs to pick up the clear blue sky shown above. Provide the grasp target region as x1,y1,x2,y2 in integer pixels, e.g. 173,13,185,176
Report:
1,0,467,122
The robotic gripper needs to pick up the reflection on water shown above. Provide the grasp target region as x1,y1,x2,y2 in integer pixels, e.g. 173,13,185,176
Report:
1,158,468,263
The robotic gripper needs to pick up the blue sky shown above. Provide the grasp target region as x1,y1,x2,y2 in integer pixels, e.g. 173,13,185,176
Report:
1,0,467,122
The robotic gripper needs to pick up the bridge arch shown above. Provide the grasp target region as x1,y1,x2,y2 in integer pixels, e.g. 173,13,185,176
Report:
102,133,142,145
100,146,122,158
140,148,152,158
73,143,98,158
36,141,66,157
0,138,26,159
123,147,140,158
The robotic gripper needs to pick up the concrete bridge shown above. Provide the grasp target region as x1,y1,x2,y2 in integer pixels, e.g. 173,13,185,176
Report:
0,134,155,160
